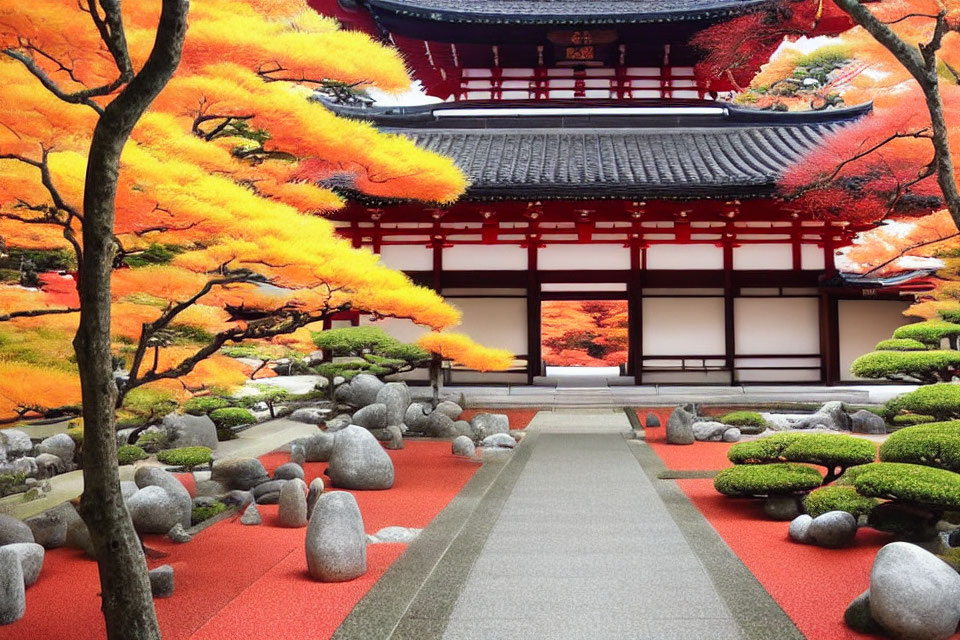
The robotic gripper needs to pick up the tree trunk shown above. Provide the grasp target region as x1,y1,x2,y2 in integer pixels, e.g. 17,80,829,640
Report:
74,3,189,639
430,353,442,408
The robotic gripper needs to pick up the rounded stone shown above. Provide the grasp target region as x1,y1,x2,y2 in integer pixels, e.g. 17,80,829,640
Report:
809,510,858,548
425,412,458,438
645,413,661,428
352,403,387,430
289,408,330,425
24,503,75,549
870,541,960,640
290,443,307,467
210,457,270,491
452,436,476,457
383,425,404,450
33,453,65,480
166,523,191,543
0,547,25,624
240,502,261,526
722,427,741,443
349,374,384,407
149,564,174,598
4,543,43,587
273,462,305,481
127,486,182,534
297,432,334,463
252,479,286,504
305,492,366,582
481,433,516,449
692,421,726,442
278,478,308,528
470,413,509,440
433,401,463,421
326,426,394,490
404,403,431,432
36,433,75,465
376,383,411,427
788,514,814,544
161,412,218,450
666,405,695,445
0,430,32,459
844,590,884,635
306,477,325,520
134,466,192,529
0,514,34,546
764,496,800,521
850,410,886,435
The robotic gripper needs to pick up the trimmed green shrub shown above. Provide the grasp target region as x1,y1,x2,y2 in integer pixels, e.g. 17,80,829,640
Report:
893,320,960,346
216,428,238,442
208,408,256,428
121,386,178,423
117,445,149,465
938,308,960,324
879,421,960,472
720,411,767,435
0,473,27,497
852,462,960,510
135,431,165,453
714,463,823,498
892,414,936,426
727,432,876,482
885,384,960,421
238,387,289,419
875,338,929,351
182,396,231,416
850,350,960,384
66,425,84,446
156,446,212,471
191,501,227,526
803,486,879,519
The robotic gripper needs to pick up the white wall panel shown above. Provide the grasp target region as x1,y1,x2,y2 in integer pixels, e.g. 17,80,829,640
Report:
359,316,429,344
839,300,913,381
642,297,725,356
443,245,527,270
446,297,528,353
377,245,432,271
802,244,826,270
733,244,793,270
734,298,819,355
538,244,630,270
646,244,723,270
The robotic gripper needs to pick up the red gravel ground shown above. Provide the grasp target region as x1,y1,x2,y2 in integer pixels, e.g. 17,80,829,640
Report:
5,441,479,640
636,407,960,640
460,408,538,430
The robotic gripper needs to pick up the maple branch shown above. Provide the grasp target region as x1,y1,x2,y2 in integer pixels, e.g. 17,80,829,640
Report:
0,307,80,322
861,231,960,277
882,13,939,25
191,113,255,141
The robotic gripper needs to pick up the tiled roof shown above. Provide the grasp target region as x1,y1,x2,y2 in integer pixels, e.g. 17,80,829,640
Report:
365,0,771,24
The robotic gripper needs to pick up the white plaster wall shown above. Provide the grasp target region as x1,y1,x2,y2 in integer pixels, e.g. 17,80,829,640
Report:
443,245,527,270
358,316,430,344
839,300,913,381
734,298,820,355
733,244,793,270
642,297,725,356
446,297,528,354
646,244,723,270
802,244,826,270
537,244,631,270
378,245,432,271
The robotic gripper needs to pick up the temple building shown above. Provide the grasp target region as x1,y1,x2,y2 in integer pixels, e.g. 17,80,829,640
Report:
313,0,930,385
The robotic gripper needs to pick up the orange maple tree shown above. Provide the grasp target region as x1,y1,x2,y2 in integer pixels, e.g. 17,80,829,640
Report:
541,300,629,367
0,0,471,423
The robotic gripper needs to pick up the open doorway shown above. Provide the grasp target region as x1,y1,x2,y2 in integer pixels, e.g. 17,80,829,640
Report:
540,299,628,378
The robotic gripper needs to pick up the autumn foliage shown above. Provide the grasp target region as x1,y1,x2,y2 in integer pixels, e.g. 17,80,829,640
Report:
541,301,629,367
0,0,471,421
416,332,515,372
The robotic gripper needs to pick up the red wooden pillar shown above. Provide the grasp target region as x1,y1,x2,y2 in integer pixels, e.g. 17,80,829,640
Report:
526,231,541,384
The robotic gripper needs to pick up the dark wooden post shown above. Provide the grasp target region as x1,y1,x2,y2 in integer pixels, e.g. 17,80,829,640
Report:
526,231,541,384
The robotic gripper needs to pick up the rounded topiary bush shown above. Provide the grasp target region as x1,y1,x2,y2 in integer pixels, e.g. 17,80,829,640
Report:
727,432,876,482
885,384,960,421
714,463,823,498
874,338,929,351
803,485,879,519
156,446,212,471
850,350,960,383
720,411,767,435
892,320,960,346
851,462,960,510
182,396,231,416
892,414,936,426
879,421,960,472
117,445,148,465
209,407,256,428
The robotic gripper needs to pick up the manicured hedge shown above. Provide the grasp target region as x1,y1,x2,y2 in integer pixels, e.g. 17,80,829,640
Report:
850,350,960,383
885,384,960,421
117,445,148,465
720,411,767,434
874,338,928,351
803,485,879,519
727,432,877,469
156,446,212,470
879,421,960,472
182,396,231,416
893,320,960,346
852,462,960,510
208,407,256,428
714,463,823,498
892,414,936,426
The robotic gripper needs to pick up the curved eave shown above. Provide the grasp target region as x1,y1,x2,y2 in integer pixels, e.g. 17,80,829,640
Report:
365,0,773,25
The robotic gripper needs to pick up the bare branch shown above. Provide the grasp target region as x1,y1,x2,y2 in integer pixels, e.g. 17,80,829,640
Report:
0,307,80,322
862,231,960,277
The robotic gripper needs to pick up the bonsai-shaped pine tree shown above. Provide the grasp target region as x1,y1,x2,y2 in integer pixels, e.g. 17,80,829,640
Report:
851,311,960,384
